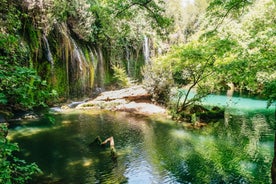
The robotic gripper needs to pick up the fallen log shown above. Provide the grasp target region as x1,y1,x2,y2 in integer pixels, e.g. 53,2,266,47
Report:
92,136,117,160
101,136,117,159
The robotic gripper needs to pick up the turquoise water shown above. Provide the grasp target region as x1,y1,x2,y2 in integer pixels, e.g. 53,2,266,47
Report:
178,89,275,114
8,96,275,184
202,94,275,112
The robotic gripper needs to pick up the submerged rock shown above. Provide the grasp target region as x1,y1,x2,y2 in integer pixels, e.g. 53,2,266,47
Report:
176,105,225,124
22,112,39,120
0,115,6,123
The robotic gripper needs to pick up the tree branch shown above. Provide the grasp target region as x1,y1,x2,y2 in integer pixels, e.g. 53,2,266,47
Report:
213,0,249,30
115,0,152,18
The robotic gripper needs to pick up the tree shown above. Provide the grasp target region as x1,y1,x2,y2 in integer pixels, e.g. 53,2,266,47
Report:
165,36,234,110
165,0,209,44
142,58,174,105
206,0,276,97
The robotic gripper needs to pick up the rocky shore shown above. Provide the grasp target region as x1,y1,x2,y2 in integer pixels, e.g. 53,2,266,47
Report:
75,85,167,115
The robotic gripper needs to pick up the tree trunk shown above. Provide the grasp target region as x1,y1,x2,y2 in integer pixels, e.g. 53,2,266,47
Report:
100,136,117,159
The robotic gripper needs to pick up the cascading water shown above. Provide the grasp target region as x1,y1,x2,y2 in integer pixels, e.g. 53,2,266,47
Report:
143,35,150,64
46,23,96,98
70,38,89,72
96,46,105,90
70,38,90,94
39,26,155,98
125,45,131,76
88,46,98,90
42,34,54,67
88,46,98,69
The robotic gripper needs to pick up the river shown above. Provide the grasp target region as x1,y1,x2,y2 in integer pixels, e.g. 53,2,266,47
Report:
8,95,275,184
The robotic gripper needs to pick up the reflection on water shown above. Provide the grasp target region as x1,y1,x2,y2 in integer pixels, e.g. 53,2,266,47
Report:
272,132,276,183
8,107,275,184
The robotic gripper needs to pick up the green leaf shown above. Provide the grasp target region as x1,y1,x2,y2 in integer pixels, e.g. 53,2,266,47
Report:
0,93,7,104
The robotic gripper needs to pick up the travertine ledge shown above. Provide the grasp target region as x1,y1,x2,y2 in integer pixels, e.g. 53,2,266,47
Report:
76,85,166,115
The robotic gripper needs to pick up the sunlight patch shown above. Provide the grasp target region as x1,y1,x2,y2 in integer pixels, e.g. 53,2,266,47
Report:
82,158,93,167
170,129,191,140
62,120,72,124
239,161,257,174
67,158,94,168
8,127,53,140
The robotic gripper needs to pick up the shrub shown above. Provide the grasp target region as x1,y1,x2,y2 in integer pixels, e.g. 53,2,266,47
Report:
112,65,131,88
0,34,57,110
0,124,42,184
142,61,174,105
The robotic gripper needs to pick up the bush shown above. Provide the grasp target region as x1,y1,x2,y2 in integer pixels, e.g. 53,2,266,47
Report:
142,61,174,105
263,80,276,107
112,65,131,88
0,124,42,184
0,34,57,110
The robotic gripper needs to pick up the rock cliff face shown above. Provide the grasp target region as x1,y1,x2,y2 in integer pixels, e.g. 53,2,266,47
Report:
76,85,167,115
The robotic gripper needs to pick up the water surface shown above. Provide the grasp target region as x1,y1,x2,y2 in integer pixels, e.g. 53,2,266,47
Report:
8,101,275,183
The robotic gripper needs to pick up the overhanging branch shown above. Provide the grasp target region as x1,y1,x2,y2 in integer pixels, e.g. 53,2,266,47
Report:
115,0,152,18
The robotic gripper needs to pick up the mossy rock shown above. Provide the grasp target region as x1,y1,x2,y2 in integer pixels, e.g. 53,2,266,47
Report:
197,106,224,122
189,105,210,114
0,110,13,122
175,105,224,123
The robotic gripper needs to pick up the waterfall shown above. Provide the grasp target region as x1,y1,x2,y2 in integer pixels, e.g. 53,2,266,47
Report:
49,23,96,97
70,38,88,71
143,35,150,64
88,46,98,69
42,34,54,67
125,46,131,76
88,46,98,90
96,46,105,90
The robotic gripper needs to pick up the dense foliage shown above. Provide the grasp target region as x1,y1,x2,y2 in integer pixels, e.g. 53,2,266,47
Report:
144,0,276,112
0,124,42,184
143,58,174,105
0,34,57,110
0,0,171,111
0,0,56,111
207,0,276,97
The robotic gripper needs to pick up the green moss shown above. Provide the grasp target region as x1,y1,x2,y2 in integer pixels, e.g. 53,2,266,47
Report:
25,24,41,56
134,53,145,81
51,59,70,98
